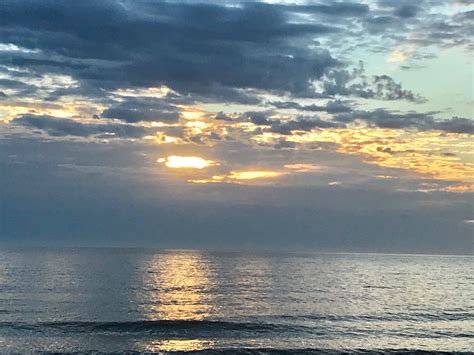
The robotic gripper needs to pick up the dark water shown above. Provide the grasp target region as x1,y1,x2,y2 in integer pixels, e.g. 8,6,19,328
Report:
0,248,472,353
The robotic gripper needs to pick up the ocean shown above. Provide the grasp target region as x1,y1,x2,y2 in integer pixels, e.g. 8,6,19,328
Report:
0,248,472,353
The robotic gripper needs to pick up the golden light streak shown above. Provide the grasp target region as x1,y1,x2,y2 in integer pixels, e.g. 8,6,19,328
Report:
162,136,179,143
157,155,219,169
1,99,106,123
235,121,259,132
187,179,216,184
265,127,474,191
284,163,321,172
177,105,205,121
185,120,209,134
375,175,397,179
188,170,283,184
227,170,283,180
144,133,181,144
445,183,474,193
333,129,474,185
185,121,207,128
149,121,171,127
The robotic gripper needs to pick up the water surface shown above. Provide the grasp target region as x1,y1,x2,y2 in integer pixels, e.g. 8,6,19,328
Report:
0,248,472,352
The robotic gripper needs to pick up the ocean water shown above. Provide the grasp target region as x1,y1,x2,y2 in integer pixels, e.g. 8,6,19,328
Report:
0,248,472,353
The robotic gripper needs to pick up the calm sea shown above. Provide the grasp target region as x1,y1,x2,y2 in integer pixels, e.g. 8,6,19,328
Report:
0,248,472,353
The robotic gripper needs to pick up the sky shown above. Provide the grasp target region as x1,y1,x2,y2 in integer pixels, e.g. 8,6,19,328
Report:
0,0,473,254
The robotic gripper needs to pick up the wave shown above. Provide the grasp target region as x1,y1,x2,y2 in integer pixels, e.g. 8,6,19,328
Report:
2,310,472,335
275,311,474,322
37,348,473,354
182,350,470,355
0,320,308,335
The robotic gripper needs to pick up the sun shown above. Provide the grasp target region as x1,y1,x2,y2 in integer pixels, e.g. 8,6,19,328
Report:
157,156,219,169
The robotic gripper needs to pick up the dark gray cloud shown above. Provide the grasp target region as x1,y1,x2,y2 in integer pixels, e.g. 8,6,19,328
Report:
0,0,470,103
284,3,369,17
214,111,274,125
271,100,353,113
434,117,474,134
394,5,422,18
270,117,343,135
371,1,474,51
171,84,262,105
215,106,473,135
0,0,339,98
215,112,235,122
2,0,461,108
322,64,427,103
364,15,403,34
13,114,149,138
101,97,181,123
246,111,273,126
273,138,297,149
0,78,38,97
214,110,344,133
372,75,427,103
101,107,179,123
335,109,474,134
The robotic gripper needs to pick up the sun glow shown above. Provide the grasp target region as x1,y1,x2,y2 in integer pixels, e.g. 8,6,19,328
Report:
228,170,282,180
188,170,283,184
144,133,181,144
253,127,474,191
387,50,407,63
178,106,205,121
158,155,218,169
284,163,321,172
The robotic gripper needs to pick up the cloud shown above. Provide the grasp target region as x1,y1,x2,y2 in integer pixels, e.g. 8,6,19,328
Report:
0,1,339,98
215,112,235,122
1,0,468,110
322,64,426,103
364,15,404,35
370,2,474,51
101,97,181,123
372,75,427,103
394,5,422,18
434,116,474,134
12,114,149,138
335,109,474,134
284,163,321,172
273,139,297,149
215,110,344,134
0,78,38,97
271,100,353,113
246,111,273,126
270,117,343,135
287,3,369,17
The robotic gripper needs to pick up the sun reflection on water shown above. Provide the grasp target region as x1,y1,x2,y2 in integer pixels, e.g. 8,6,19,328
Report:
141,251,216,320
140,339,216,352
137,251,217,351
